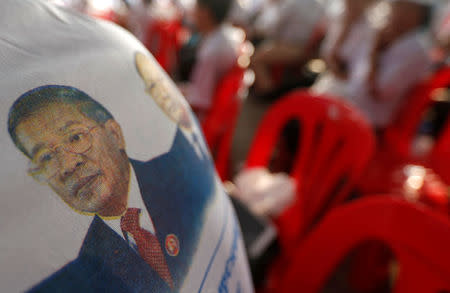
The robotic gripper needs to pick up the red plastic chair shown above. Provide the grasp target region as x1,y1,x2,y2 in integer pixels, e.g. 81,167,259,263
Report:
275,196,450,293
201,64,247,180
352,68,450,292
360,67,450,205
384,67,450,157
245,90,375,249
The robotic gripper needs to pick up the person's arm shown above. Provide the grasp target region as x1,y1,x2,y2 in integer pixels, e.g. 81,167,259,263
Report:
325,0,375,79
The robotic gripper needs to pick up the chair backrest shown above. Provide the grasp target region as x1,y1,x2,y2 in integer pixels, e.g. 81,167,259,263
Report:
384,67,450,163
202,64,247,180
144,19,182,73
245,90,375,246
277,197,450,293
428,69,450,183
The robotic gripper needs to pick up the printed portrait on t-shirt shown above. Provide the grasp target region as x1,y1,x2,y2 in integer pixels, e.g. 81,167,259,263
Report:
6,80,219,292
0,4,253,285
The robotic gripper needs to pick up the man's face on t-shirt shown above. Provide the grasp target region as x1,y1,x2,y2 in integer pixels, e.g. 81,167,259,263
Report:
15,102,130,217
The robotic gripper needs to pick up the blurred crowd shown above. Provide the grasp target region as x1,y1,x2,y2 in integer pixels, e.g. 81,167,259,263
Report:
46,0,450,212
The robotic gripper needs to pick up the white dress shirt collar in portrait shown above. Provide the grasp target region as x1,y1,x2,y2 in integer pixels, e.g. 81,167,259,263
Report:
105,163,156,242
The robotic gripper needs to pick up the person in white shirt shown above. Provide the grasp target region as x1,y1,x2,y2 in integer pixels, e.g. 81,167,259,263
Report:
250,0,324,94
313,0,434,129
181,0,240,119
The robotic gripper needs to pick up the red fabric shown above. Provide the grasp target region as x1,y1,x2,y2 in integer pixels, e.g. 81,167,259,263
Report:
202,65,246,180
144,19,183,73
245,90,375,250
121,208,174,288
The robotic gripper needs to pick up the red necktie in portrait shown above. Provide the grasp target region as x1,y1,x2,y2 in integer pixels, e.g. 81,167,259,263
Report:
120,208,174,288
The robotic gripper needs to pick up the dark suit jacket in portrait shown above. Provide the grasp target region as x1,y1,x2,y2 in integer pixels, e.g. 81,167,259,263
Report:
29,129,216,293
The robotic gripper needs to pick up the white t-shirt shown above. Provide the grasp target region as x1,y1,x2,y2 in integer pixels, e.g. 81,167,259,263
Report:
313,6,433,127
184,24,240,110
0,1,253,292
